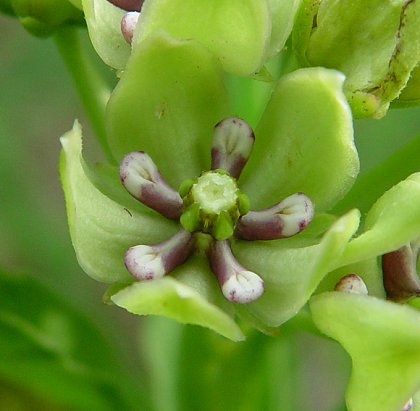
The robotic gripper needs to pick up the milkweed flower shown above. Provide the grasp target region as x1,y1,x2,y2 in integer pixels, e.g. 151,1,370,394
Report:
293,0,420,118
312,171,420,411
60,32,362,340
81,0,301,76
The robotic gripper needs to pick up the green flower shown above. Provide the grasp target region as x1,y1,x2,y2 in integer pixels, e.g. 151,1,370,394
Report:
312,172,420,411
82,0,301,76
293,0,420,118
60,33,360,340
311,292,420,411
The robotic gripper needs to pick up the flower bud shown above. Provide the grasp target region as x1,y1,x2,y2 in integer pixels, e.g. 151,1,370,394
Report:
293,0,420,118
11,0,84,37
335,274,368,295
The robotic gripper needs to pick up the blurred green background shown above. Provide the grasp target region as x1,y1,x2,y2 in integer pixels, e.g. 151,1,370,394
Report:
1,12,420,411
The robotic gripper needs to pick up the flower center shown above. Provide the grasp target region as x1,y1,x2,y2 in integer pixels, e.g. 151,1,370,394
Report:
179,170,249,241
191,172,238,214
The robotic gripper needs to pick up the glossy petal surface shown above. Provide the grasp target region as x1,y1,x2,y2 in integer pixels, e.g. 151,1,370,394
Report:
111,256,245,341
232,209,360,328
341,173,420,266
136,0,271,76
107,33,229,187
240,67,358,211
311,292,420,411
60,121,177,283
82,0,131,69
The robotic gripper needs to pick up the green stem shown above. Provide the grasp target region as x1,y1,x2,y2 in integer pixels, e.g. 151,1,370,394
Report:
54,26,116,164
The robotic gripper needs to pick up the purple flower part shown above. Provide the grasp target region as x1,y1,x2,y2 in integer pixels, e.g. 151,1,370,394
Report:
208,240,264,304
211,117,255,179
235,192,314,240
401,398,413,411
121,12,139,44
120,151,183,219
107,0,143,12
382,241,420,302
125,229,194,280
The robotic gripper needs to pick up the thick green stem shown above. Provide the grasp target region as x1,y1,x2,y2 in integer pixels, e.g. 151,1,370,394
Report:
54,26,116,164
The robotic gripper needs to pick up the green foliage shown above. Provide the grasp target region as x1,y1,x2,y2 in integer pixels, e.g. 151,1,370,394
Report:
0,270,146,411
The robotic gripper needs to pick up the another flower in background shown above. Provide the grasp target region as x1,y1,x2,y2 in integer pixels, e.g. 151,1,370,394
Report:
82,0,301,76
293,0,420,118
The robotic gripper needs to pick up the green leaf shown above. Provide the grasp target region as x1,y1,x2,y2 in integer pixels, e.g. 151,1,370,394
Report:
136,0,271,76
0,269,141,411
240,67,358,212
310,292,420,411
81,0,131,70
60,120,177,283
341,173,420,266
111,256,245,341
232,209,360,329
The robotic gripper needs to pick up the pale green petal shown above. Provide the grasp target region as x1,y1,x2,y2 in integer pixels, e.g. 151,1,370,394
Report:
136,0,271,76
414,391,420,411
82,0,131,70
232,209,360,329
60,121,177,283
310,292,420,411
111,256,245,341
240,67,358,212
106,33,229,187
341,173,420,266
266,0,301,59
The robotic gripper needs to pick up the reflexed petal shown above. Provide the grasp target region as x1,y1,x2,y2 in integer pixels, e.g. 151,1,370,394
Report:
232,209,360,328
341,173,420,265
310,292,420,411
136,0,271,76
111,256,245,341
266,0,301,59
240,67,358,212
60,121,177,283
82,0,131,70
107,33,229,187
